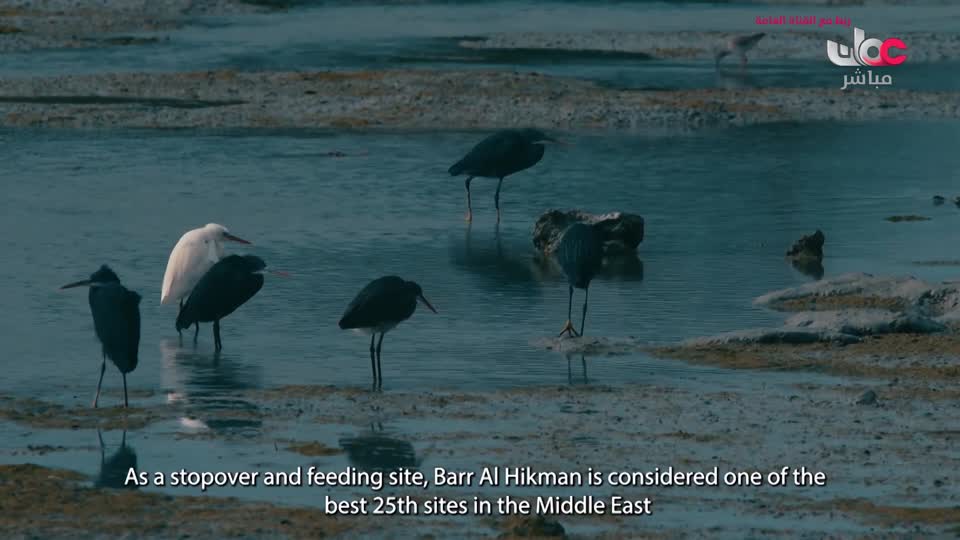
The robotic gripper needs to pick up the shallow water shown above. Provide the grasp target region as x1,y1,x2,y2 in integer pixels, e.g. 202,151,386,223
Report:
2,121,959,401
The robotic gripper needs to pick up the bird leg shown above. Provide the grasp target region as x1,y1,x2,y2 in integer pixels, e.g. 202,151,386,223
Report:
213,320,222,351
494,177,504,223
93,356,106,408
558,285,580,337
194,322,199,343
464,176,474,222
369,333,377,390
122,373,128,408
580,286,589,337
375,333,385,390
177,299,183,338
581,355,588,384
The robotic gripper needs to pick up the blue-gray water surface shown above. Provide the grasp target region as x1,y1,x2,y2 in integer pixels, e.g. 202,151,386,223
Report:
2,122,959,402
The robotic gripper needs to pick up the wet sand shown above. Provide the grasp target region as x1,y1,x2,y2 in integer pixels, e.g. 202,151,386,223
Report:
0,69,958,130
2,353,958,539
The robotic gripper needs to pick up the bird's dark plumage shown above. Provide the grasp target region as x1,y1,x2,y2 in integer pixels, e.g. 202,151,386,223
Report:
176,255,264,331
448,129,549,178
339,276,421,331
61,264,141,407
176,254,265,351
555,224,605,337
557,223,605,289
449,128,557,222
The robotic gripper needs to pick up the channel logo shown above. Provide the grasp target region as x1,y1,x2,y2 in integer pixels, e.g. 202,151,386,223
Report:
827,27,907,67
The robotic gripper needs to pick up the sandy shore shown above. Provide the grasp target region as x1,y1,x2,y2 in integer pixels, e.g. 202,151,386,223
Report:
0,0,266,52
462,31,960,63
1,371,958,538
0,69,957,130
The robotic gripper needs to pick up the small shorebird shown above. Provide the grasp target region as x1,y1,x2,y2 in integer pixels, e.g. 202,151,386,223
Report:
61,266,141,408
714,32,766,69
448,129,565,223
339,276,437,389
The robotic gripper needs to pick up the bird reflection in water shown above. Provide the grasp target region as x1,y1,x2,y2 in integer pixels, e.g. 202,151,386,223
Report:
451,225,544,292
96,429,138,490
339,423,418,472
716,69,760,90
160,339,263,437
567,354,588,385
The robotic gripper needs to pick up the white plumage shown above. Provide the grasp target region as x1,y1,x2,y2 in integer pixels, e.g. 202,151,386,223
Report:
160,223,250,305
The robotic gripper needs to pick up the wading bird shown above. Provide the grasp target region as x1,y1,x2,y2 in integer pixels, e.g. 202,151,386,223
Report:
61,265,141,408
448,128,563,223
557,223,604,337
339,276,437,389
714,32,765,69
176,254,269,351
161,223,250,338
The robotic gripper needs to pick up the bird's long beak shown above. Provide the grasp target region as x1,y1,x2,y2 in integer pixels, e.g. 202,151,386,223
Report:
224,233,251,245
418,294,438,314
60,279,92,290
546,137,571,146
270,270,291,278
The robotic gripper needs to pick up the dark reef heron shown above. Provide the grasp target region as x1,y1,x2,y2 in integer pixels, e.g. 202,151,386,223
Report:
61,265,141,408
556,223,604,337
448,128,564,223
176,254,275,351
339,276,437,389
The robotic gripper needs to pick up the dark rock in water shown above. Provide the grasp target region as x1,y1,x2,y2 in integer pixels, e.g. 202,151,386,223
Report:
791,258,824,280
533,209,644,255
856,389,878,406
954,196,960,208
933,195,945,205
786,230,824,261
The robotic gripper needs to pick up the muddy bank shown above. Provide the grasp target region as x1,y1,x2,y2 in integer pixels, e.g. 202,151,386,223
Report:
0,463,363,539
0,0,263,53
0,69,957,130
2,377,959,538
462,30,960,63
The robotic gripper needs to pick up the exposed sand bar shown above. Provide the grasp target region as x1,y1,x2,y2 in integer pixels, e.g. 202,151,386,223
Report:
462,31,960,63
1,373,958,538
0,69,958,130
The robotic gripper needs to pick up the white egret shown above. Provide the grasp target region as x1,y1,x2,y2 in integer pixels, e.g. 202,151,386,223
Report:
160,224,250,336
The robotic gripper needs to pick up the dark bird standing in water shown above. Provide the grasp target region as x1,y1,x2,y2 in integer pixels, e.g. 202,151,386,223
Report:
176,254,268,351
556,223,604,337
448,128,563,223
339,276,438,389
61,265,141,408
715,32,766,69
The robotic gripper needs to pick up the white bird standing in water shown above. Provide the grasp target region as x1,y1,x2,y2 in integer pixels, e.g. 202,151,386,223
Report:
714,32,765,69
160,223,250,337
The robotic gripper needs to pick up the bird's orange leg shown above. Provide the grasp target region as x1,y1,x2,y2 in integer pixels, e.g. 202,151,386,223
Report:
558,285,580,337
